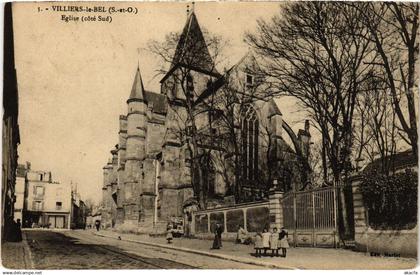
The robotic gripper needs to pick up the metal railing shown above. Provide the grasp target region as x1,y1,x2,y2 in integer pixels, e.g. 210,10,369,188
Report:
282,186,338,247
283,186,337,230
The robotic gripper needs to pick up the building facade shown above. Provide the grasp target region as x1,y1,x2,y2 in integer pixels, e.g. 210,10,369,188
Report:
23,169,71,229
13,162,29,222
2,2,20,242
71,189,87,229
101,11,311,233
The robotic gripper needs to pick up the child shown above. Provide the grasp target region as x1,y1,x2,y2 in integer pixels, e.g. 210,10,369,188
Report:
261,228,271,256
166,224,173,244
254,232,263,257
270,227,279,257
279,227,289,257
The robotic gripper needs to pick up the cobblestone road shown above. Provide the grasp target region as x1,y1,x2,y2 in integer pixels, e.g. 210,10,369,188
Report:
25,230,193,269
24,230,267,269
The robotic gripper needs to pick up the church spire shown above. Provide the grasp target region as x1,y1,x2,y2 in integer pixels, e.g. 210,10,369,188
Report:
129,66,146,101
171,7,217,74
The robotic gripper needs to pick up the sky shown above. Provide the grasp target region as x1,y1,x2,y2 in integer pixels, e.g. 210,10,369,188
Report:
13,2,307,204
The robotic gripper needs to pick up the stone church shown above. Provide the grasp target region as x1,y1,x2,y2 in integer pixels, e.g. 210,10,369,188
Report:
101,10,311,233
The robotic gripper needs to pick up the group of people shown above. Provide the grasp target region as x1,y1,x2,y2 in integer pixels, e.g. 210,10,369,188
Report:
254,227,289,258
215,223,289,258
167,221,290,258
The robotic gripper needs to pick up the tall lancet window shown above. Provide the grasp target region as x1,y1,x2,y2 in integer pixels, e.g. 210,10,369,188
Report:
241,105,259,184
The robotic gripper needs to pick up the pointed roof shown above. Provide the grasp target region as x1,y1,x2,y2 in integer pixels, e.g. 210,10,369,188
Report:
172,12,215,72
128,67,146,101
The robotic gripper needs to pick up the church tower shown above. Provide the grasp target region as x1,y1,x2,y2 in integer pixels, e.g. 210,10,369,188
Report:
123,67,147,225
158,10,221,220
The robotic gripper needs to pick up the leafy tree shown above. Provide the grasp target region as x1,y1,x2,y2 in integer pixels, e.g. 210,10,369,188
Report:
359,169,417,230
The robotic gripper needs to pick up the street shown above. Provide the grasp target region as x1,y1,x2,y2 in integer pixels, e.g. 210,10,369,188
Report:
23,230,267,269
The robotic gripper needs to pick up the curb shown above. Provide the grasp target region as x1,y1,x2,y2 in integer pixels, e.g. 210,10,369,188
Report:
93,232,297,270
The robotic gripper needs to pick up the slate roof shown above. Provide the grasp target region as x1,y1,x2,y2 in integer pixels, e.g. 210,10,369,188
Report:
171,12,217,73
363,150,418,173
145,91,168,115
129,67,146,100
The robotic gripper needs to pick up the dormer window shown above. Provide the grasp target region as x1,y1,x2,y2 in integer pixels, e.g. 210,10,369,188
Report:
246,74,253,86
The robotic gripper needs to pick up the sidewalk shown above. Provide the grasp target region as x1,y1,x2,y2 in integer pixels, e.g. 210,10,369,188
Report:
94,230,416,270
1,232,33,269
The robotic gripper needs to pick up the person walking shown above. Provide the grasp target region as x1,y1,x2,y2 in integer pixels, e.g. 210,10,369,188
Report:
5,217,17,242
166,224,174,244
95,220,100,231
212,223,223,249
279,227,290,257
261,228,271,256
15,219,22,242
269,227,279,257
254,232,263,257
217,223,224,248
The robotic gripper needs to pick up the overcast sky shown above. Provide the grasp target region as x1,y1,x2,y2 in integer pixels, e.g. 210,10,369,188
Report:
13,2,306,204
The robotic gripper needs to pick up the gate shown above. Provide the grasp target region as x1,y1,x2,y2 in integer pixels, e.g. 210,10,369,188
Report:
282,186,338,247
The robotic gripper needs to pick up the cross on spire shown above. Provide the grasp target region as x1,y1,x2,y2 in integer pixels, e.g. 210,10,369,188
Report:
137,48,140,70
187,2,195,17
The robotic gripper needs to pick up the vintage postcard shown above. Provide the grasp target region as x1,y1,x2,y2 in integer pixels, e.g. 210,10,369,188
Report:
2,1,418,271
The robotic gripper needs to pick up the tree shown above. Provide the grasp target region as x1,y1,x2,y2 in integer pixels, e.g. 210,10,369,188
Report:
246,2,376,240
195,59,272,202
353,2,418,157
148,13,226,209
353,71,401,174
84,198,96,216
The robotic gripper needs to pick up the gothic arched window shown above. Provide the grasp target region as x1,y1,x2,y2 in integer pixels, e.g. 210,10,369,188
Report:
241,105,259,184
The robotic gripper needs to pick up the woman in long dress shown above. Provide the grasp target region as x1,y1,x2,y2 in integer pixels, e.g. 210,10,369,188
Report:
279,227,290,257
212,223,223,249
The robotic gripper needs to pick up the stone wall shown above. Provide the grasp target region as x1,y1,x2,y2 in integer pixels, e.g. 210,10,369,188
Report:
351,175,417,258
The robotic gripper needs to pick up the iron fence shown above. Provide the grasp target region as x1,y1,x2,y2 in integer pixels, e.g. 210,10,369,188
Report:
282,186,338,247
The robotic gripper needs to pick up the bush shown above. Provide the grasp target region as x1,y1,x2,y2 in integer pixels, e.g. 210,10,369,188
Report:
359,169,417,230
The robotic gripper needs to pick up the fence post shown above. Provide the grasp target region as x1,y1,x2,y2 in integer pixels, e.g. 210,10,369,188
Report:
269,180,284,230
333,184,338,248
351,175,369,254
293,192,297,247
312,190,316,247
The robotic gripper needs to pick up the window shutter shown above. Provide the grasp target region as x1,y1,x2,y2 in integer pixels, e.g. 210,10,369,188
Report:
41,186,45,195
32,201,36,210
41,201,44,211
33,185,36,195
